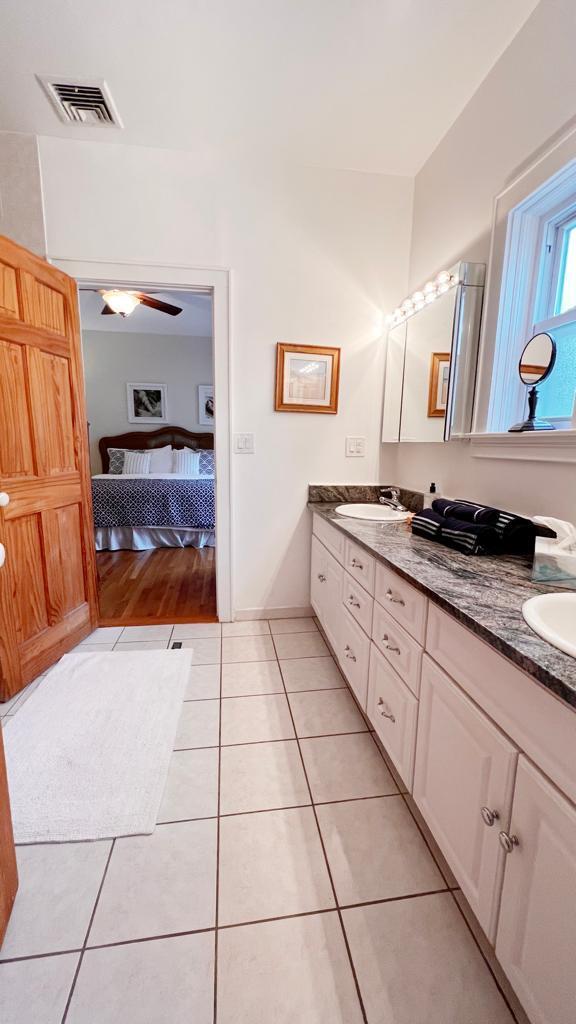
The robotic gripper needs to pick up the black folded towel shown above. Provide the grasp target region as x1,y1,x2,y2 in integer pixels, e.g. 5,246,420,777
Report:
432,498,499,525
412,509,444,541
452,498,543,554
439,516,501,556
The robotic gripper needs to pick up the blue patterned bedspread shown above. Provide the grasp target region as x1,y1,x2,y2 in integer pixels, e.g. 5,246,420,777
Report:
91,477,215,529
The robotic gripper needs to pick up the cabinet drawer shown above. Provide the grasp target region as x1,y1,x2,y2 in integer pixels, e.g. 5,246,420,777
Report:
312,514,344,563
374,564,427,643
335,606,371,710
344,539,375,595
367,643,418,791
372,602,422,697
342,571,373,636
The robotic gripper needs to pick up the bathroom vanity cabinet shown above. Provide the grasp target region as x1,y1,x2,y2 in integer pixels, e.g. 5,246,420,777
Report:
310,511,576,1024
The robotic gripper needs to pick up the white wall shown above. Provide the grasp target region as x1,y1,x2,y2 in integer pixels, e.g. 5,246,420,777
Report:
0,132,45,255
38,138,413,614
82,331,213,472
381,0,576,521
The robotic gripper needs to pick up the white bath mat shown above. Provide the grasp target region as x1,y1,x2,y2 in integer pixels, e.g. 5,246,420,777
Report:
4,651,191,843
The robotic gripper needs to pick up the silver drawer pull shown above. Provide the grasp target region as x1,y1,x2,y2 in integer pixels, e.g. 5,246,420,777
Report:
385,588,405,606
382,634,400,654
377,697,395,722
348,595,361,608
317,574,327,582
344,644,357,662
499,830,519,853
351,557,364,570
480,807,500,828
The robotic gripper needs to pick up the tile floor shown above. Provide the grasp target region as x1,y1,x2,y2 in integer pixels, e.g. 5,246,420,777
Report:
0,616,520,1023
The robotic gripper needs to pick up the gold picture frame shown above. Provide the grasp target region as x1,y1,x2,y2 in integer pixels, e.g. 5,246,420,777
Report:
275,343,341,414
427,352,450,418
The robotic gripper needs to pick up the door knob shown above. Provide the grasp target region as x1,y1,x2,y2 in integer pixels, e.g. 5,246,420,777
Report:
0,542,5,568
0,492,9,508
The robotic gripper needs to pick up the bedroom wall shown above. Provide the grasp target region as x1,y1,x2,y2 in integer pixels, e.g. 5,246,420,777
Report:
380,0,576,521
38,139,413,615
0,132,46,255
82,331,214,473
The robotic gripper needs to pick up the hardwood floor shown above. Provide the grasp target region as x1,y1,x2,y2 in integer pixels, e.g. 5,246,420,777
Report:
97,547,217,625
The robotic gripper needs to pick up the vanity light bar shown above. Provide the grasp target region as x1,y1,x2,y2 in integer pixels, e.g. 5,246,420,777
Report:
386,270,460,328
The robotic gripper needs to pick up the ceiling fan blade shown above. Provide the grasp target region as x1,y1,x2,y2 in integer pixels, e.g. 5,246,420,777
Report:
101,304,116,315
136,293,183,316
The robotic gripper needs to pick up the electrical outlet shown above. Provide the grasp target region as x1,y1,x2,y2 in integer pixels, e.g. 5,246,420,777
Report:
234,433,255,454
345,436,366,457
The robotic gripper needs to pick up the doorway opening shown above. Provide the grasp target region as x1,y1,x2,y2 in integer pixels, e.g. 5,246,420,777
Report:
78,284,217,625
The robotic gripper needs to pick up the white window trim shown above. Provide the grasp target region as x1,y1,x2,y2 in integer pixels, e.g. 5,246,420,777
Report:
471,122,576,461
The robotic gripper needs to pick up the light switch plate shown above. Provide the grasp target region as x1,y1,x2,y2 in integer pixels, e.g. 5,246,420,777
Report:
345,436,366,457
234,433,255,454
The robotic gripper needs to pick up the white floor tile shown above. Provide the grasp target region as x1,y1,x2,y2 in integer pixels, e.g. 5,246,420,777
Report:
300,733,398,803
221,694,294,745
89,820,217,945
185,664,221,700
0,953,79,1024
222,635,276,663
119,625,174,641
280,656,345,692
176,638,222,664
221,660,283,697
220,740,310,815
317,796,444,905
343,893,514,1023
157,748,219,822
217,913,363,1024
67,932,215,1024
172,622,222,639
218,807,335,925
114,640,170,651
270,617,318,634
0,841,112,958
288,689,368,738
73,642,116,653
222,620,271,637
80,627,124,645
174,700,220,749
273,632,329,659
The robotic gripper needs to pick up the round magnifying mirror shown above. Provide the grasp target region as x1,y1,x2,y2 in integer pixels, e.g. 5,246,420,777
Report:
518,332,556,385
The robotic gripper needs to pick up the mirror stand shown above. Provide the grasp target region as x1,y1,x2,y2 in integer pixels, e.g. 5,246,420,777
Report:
509,385,555,432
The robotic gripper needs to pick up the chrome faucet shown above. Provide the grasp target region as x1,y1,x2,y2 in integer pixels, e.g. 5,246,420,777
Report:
378,487,408,512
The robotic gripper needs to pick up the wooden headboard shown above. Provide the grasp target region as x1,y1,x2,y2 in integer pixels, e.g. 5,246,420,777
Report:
99,426,214,473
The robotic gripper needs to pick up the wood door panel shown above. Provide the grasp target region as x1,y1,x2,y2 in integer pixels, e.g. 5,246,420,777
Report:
20,603,91,683
5,514,49,642
28,348,76,474
21,271,67,336
0,261,20,320
43,504,86,620
0,725,18,945
0,339,34,478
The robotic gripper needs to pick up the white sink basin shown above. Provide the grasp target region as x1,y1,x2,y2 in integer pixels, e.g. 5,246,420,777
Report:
522,592,576,659
335,503,409,523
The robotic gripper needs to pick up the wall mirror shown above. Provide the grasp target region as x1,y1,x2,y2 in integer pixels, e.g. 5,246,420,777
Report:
509,332,556,432
382,262,485,443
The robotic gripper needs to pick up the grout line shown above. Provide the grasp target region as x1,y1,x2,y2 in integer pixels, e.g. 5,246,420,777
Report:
218,684,345,701
271,632,369,1024
61,838,116,1023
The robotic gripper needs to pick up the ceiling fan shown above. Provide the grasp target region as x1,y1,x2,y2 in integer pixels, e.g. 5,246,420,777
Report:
83,288,183,318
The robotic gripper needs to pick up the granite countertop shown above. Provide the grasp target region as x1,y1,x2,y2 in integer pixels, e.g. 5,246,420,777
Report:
309,499,576,711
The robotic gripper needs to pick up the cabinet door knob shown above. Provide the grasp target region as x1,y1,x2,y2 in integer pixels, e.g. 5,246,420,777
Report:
344,644,357,662
377,697,395,722
0,492,10,508
499,830,519,853
480,807,500,827
317,574,327,582
348,595,360,608
385,588,405,606
351,558,364,570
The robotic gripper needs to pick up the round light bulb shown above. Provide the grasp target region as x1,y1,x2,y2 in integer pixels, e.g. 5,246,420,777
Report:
101,290,140,317
435,270,450,286
423,281,435,294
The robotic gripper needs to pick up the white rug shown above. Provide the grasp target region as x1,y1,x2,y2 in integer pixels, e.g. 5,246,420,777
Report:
4,651,191,843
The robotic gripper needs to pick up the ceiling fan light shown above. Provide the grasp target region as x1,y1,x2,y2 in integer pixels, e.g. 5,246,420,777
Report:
101,290,140,316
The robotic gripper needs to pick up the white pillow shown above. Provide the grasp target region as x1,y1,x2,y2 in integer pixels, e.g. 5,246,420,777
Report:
123,450,152,475
172,448,200,477
148,444,173,473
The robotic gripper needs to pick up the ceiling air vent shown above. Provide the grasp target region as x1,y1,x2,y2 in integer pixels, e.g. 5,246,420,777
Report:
36,76,123,127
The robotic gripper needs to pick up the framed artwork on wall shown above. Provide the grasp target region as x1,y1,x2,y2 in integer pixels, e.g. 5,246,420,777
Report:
126,383,168,423
427,353,450,418
275,343,341,414
198,384,214,425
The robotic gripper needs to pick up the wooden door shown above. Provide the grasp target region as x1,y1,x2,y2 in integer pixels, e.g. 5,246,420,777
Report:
0,235,98,702
413,656,518,942
0,724,17,944
496,757,576,1024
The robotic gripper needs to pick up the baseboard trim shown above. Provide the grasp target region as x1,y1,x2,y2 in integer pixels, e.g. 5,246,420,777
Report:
234,605,314,621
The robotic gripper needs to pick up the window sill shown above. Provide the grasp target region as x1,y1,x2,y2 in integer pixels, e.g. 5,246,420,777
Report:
464,429,576,462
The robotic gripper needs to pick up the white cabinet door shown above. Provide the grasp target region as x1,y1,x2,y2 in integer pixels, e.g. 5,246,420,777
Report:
367,643,419,791
413,656,518,941
496,757,576,1024
310,535,342,652
335,606,370,709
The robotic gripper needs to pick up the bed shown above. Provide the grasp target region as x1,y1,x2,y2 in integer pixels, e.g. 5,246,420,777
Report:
92,426,216,551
